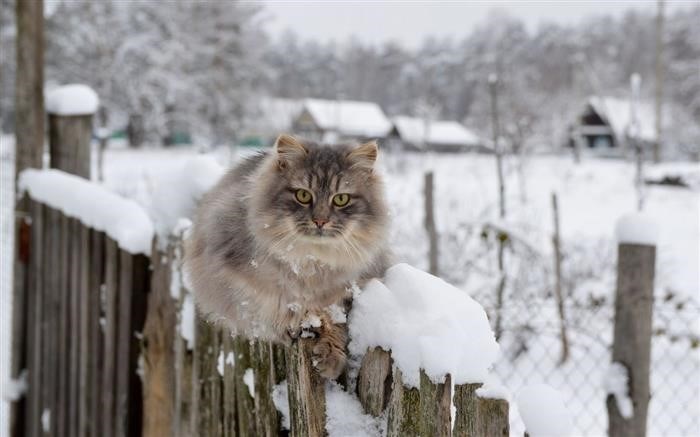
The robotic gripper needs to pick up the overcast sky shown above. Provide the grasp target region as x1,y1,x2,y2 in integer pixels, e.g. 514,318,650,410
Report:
261,0,697,47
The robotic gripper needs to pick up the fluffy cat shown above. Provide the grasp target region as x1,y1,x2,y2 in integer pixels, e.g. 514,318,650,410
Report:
184,134,390,378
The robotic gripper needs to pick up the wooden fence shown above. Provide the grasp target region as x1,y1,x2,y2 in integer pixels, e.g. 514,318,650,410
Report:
11,190,511,437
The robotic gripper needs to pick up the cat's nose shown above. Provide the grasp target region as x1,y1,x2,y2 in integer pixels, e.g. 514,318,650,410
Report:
312,218,328,229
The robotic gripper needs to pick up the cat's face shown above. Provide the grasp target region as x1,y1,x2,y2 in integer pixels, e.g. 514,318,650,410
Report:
251,135,388,266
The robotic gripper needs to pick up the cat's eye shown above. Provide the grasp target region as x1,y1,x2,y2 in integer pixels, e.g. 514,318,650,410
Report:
295,189,312,204
332,193,350,207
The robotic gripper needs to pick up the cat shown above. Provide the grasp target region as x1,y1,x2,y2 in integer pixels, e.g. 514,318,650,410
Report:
184,134,391,378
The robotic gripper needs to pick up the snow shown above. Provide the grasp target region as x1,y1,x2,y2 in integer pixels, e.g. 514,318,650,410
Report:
392,116,481,148
243,368,255,399
301,98,393,138
348,263,499,387
41,409,50,433
217,351,225,376
475,374,510,401
604,362,634,419
18,169,154,255
516,383,573,437
1,370,27,402
150,155,224,242
272,381,291,430
180,294,196,350
615,213,659,246
325,382,383,437
45,84,99,116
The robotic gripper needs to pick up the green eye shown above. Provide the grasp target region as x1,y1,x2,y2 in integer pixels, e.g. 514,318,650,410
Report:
332,193,350,207
295,189,312,204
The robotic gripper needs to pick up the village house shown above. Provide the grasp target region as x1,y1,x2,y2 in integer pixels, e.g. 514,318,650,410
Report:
292,98,393,143
569,96,659,157
389,116,485,153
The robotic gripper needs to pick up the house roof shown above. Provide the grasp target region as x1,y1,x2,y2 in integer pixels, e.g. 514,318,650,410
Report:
391,116,481,148
300,98,393,138
587,96,657,143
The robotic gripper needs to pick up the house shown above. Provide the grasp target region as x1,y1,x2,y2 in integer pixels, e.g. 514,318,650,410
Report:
389,116,485,153
292,98,393,142
570,96,658,156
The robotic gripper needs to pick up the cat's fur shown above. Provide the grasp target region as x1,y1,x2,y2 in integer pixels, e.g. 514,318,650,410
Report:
184,134,390,378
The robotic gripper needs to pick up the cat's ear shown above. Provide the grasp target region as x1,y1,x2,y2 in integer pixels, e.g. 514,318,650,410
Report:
275,134,307,169
347,140,378,171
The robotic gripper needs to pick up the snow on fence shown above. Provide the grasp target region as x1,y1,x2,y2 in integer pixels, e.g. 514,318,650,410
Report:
11,185,513,436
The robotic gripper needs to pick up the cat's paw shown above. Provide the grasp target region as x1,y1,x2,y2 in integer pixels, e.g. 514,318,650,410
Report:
312,337,347,379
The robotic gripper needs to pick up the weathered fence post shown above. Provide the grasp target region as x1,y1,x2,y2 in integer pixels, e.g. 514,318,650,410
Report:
46,84,99,178
475,394,509,437
607,216,657,437
551,192,569,364
357,347,392,416
386,368,420,437
424,171,439,276
286,338,326,437
453,383,482,437
419,370,452,437
142,240,178,437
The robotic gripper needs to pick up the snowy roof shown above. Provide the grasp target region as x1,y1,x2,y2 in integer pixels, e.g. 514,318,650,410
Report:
587,96,656,143
46,84,100,116
298,98,393,138
392,116,481,148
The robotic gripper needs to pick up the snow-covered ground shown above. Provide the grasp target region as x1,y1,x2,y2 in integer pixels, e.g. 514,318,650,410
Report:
1,139,698,436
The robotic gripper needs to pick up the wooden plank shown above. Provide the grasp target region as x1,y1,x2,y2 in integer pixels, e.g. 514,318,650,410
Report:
419,370,452,437
68,218,81,437
235,336,256,436
253,340,279,436
10,203,30,437
453,383,482,437
114,250,134,437
25,200,43,437
475,396,509,437
129,253,150,437
195,319,223,435
88,230,106,437
48,113,93,178
607,242,656,437
222,332,237,437
41,207,61,437
286,338,325,437
386,368,420,437
102,238,120,437
357,347,392,417
142,240,177,437
77,224,90,437
56,213,71,437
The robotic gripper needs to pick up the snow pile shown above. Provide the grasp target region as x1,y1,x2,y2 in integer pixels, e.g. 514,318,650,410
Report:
604,362,634,419
18,169,154,254
325,382,383,437
516,384,573,437
243,368,255,398
149,155,224,240
46,84,99,116
475,374,510,400
615,213,659,246
1,370,27,402
272,381,291,430
348,263,499,387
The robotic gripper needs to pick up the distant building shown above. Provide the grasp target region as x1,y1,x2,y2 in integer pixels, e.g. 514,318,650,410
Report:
389,116,485,153
242,97,305,146
570,96,658,157
292,98,393,142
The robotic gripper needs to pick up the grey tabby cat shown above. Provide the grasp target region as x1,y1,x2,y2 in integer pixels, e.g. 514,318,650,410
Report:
184,134,390,378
